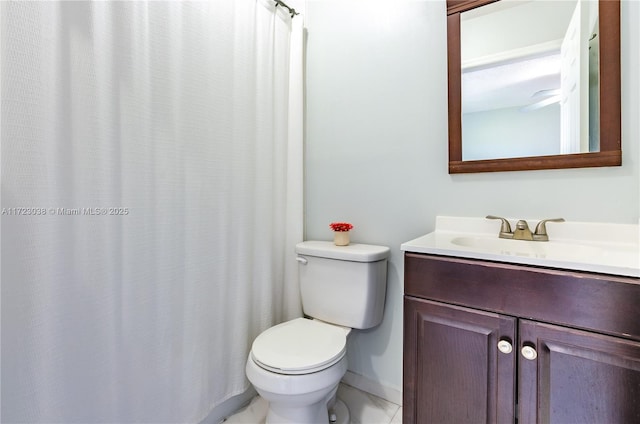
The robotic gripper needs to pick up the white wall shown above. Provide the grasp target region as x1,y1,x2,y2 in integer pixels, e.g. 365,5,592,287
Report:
304,0,639,395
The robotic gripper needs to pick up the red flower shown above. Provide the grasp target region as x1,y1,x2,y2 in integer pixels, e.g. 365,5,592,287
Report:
329,222,353,232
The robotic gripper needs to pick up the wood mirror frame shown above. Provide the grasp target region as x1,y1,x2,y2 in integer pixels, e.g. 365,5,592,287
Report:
447,0,621,174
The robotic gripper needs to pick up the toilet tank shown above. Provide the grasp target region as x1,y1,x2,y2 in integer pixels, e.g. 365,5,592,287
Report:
295,241,390,329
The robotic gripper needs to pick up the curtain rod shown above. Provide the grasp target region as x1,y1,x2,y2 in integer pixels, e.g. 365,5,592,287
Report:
275,0,299,18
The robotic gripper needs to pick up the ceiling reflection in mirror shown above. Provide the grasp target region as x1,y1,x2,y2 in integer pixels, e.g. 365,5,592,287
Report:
460,0,599,161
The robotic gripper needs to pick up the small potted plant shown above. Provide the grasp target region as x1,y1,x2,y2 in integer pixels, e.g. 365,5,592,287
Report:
329,222,354,246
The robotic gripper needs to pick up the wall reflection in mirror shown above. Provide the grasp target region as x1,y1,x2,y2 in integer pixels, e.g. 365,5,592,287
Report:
460,0,599,161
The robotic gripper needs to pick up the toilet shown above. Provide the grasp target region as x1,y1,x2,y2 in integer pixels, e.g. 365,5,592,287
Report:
245,240,390,424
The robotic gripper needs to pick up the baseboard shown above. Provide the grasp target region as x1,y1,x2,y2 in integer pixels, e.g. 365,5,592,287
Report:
341,371,402,406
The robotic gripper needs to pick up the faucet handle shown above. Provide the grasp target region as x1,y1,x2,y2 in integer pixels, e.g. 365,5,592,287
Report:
486,215,512,237
533,218,565,240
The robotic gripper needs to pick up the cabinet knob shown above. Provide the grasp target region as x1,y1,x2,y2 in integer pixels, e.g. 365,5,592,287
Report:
521,345,538,360
497,339,513,354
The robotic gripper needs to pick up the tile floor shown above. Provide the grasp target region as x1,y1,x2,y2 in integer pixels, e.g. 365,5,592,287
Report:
223,383,402,424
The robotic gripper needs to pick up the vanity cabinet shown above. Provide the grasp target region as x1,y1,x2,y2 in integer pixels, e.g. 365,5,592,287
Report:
403,253,640,424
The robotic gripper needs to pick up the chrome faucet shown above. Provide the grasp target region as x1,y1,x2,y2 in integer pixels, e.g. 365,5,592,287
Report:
486,216,565,241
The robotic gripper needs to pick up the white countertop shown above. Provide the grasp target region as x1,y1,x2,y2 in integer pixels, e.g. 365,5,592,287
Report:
401,216,640,278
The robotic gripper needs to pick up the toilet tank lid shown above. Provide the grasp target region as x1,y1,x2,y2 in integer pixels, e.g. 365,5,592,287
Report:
295,241,390,262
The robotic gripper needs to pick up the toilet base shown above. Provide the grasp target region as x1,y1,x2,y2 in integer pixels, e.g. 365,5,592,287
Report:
264,384,340,424
225,395,350,424
328,398,350,424
246,353,348,424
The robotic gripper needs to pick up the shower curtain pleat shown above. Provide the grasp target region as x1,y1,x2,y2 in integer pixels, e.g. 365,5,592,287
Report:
0,1,303,422
284,15,305,322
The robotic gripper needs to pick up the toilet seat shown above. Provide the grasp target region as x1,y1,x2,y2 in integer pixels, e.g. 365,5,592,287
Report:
251,318,348,375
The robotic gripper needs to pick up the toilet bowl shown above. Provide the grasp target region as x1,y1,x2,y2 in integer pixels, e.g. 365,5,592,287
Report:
246,318,349,424
245,241,390,424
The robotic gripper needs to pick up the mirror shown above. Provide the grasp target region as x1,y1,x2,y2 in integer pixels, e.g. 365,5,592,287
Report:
447,0,621,173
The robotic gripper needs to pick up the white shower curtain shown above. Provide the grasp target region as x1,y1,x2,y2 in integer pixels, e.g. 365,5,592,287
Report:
1,0,302,422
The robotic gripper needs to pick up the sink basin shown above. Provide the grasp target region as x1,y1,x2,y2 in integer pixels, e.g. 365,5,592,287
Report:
450,236,604,259
401,216,640,277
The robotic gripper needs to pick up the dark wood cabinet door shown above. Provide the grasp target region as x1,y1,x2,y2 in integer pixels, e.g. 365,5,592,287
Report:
519,320,640,424
404,297,516,424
